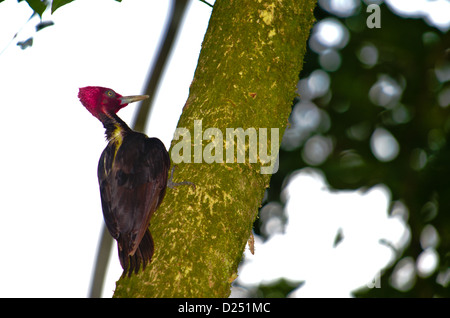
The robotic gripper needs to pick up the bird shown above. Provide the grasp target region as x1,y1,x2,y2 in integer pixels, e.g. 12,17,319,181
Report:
78,86,170,277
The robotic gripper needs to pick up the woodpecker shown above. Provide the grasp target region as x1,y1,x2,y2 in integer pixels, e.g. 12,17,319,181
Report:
78,86,170,277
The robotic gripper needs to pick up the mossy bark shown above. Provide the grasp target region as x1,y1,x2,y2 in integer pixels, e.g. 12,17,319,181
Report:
113,0,316,298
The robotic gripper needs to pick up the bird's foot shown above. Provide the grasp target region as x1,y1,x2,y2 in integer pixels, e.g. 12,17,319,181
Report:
167,165,196,190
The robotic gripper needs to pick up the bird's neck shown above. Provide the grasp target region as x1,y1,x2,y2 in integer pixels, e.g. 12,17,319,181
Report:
98,112,132,143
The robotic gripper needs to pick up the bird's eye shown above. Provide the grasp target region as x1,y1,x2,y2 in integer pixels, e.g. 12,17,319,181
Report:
106,90,115,97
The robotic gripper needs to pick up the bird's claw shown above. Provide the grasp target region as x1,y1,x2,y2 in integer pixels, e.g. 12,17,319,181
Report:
167,165,196,190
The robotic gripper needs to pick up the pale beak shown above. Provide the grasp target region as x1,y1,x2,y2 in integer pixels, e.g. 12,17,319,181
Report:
119,94,149,105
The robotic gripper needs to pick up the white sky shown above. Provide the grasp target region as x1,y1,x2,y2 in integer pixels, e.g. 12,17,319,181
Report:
235,169,410,297
0,0,444,298
0,0,210,297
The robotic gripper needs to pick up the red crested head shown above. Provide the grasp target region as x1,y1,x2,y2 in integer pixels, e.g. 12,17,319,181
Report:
78,86,149,119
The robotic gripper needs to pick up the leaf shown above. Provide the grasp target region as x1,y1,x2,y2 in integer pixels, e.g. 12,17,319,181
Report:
51,0,74,14
36,20,54,31
17,37,33,49
25,0,47,18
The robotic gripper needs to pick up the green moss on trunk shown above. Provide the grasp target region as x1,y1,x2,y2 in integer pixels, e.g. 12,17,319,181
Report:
113,0,316,298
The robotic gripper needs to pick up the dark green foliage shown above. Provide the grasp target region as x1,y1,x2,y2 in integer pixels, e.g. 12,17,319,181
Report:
22,0,46,17
51,0,74,14
262,2,450,297
10,0,123,16
253,279,304,298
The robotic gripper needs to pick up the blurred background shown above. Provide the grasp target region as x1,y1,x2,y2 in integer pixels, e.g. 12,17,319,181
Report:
0,0,448,297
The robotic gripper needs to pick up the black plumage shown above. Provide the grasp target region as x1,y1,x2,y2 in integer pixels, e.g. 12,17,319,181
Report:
98,113,170,277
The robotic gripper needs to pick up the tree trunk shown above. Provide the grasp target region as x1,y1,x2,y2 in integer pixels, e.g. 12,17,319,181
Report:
113,0,316,298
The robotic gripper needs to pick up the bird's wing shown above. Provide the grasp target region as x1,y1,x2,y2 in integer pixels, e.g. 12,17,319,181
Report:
98,134,170,256
98,147,119,239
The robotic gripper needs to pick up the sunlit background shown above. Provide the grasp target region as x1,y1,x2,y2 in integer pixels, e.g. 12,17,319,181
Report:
0,0,448,297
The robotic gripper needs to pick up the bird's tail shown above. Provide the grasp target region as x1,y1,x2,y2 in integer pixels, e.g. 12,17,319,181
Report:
118,230,154,277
